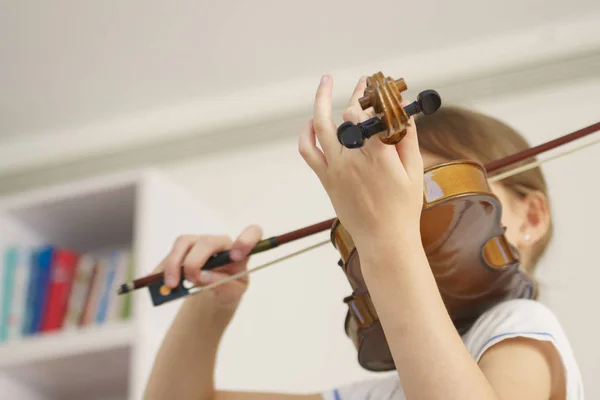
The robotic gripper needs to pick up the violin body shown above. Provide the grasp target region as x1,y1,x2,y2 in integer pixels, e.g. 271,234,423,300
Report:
331,160,536,371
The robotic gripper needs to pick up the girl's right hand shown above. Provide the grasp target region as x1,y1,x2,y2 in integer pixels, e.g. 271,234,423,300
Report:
155,225,263,308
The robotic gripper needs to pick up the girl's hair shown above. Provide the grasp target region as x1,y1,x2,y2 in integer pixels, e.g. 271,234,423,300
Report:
414,105,552,273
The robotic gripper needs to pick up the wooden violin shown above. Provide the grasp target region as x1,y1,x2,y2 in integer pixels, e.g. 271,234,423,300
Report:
117,72,600,372
334,159,530,371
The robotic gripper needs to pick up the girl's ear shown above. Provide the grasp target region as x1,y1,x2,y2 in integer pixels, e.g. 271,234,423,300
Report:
517,190,551,250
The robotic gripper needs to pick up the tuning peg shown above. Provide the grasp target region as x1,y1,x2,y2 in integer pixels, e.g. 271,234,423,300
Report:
404,90,442,117
336,89,442,149
337,117,383,149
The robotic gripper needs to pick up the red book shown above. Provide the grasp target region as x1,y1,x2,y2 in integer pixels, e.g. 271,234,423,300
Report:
40,249,80,332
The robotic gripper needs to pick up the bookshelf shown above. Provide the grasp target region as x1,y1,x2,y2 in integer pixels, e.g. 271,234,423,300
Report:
0,169,227,400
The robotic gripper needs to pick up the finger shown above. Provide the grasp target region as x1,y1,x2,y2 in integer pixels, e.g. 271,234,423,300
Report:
162,235,199,288
342,106,370,125
395,105,423,179
313,75,338,155
299,119,327,175
230,224,263,262
347,76,368,108
183,235,233,284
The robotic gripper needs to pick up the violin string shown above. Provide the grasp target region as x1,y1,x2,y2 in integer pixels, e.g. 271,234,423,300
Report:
187,239,330,295
488,136,600,183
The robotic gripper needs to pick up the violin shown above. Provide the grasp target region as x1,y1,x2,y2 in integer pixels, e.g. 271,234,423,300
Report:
117,72,600,372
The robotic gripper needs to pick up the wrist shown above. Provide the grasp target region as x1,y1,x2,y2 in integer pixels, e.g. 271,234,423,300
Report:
354,223,422,259
182,292,239,329
355,228,424,278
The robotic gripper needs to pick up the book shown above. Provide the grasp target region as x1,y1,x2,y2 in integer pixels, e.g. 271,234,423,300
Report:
0,243,134,342
64,255,96,329
7,247,31,339
121,251,135,320
40,248,79,332
80,258,107,326
29,246,54,334
22,249,40,336
0,248,18,342
95,253,117,325
106,250,131,322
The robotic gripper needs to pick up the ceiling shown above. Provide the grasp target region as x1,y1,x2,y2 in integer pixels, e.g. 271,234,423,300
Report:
2,0,600,140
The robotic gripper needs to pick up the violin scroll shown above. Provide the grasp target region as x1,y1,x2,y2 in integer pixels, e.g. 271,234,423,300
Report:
337,72,442,149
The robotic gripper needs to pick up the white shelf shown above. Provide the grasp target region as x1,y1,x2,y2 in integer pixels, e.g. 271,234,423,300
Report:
0,169,226,399
0,322,134,400
0,169,228,399
0,321,135,369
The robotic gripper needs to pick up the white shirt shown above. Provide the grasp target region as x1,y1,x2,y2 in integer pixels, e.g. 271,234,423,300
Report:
321,299,584,399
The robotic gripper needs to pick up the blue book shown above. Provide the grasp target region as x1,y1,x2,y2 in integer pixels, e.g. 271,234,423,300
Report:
95,253,117,324
22,249,39,335
27,246,54,334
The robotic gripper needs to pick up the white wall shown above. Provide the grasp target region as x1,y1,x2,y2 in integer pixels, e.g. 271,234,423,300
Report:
165,134,382,393
163,77,600,396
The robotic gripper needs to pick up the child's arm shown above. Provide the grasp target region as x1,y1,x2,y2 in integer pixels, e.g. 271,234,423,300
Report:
144,228,322,400
478,337,563,399
299,74,563,400
359,240,560,400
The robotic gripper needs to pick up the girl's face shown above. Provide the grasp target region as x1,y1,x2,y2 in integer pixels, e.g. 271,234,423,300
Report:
420,149,550,270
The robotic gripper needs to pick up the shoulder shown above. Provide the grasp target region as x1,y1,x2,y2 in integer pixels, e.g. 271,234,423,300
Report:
463,299,584,399
463,299,571,360
321,300,584,400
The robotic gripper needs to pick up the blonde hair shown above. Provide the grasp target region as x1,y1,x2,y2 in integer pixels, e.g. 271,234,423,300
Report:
415,106,552,273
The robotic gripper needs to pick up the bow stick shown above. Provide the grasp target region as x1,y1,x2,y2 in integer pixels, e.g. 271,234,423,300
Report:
117,120,600,306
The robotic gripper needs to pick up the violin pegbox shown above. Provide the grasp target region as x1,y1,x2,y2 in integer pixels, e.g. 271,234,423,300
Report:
336,71,442,149
359,72,410,144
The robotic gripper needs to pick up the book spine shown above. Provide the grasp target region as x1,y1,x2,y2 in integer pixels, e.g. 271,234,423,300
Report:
41,249,79,332
95,254,117,324
22,250,39,336
0,248,18,342
80,259,106,326
107,251,130,322
64,255,95,329
121,251,135,320
32,247,54,333
7,247,31,339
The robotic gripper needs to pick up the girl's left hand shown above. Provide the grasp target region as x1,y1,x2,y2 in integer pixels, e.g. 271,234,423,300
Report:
298,74,425,250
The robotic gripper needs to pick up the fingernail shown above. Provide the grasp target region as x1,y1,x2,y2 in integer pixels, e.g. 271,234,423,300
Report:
230,249,244,261
165,275,178,287
321,75,329,84
199,271,212,283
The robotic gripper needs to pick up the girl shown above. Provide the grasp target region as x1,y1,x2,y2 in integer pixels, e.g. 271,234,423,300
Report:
144,76,583,399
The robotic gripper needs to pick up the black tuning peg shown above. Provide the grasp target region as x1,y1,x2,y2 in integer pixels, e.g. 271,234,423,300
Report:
337,117,383,149
404,89,442,117
337,89,442,149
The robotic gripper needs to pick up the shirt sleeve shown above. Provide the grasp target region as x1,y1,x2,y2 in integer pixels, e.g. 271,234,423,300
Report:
320,375,403,400
322,299,583,400
462,299,584,399
463,299,566,360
